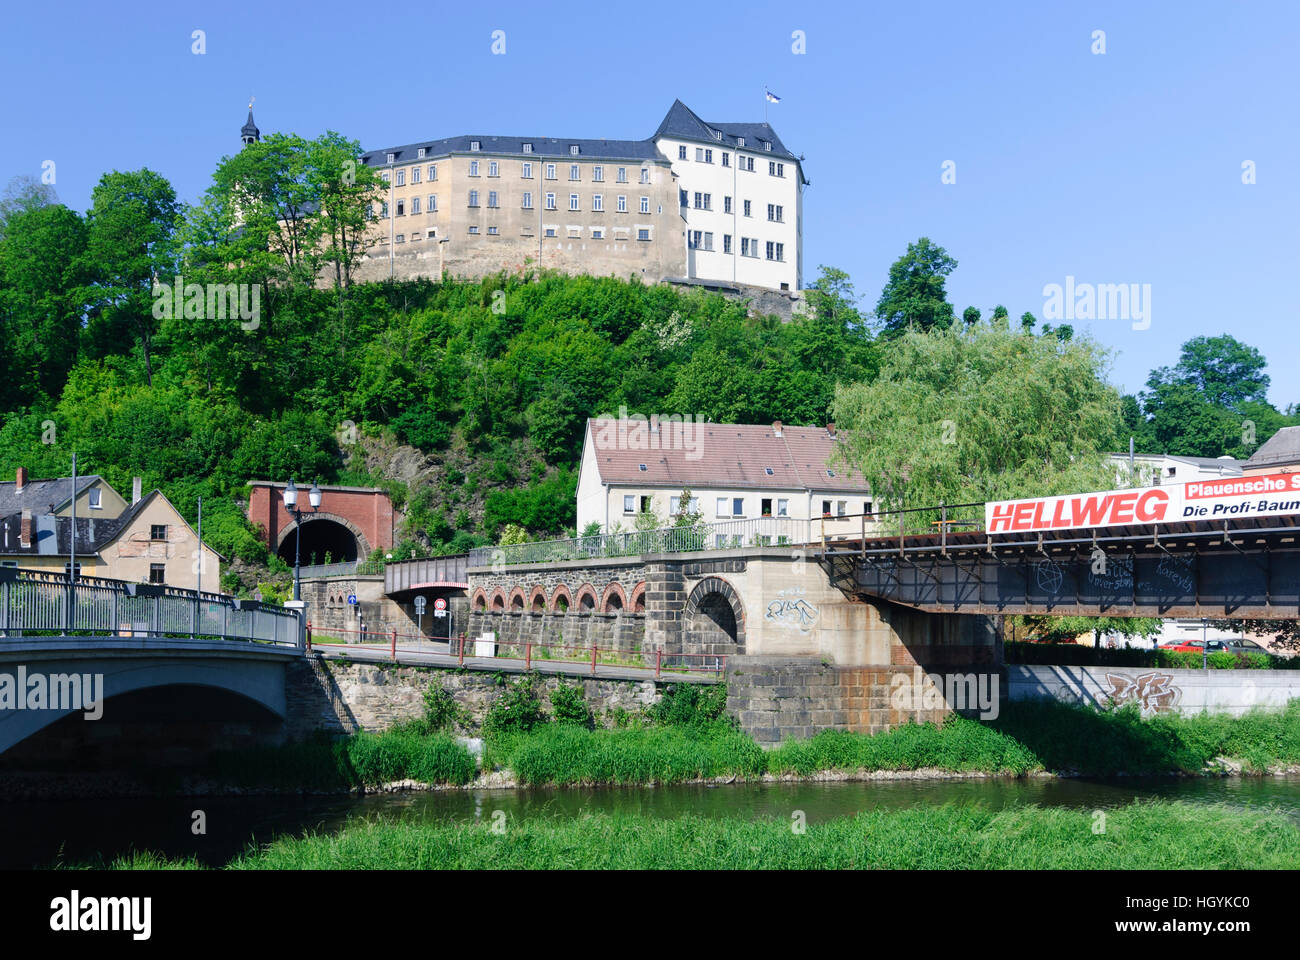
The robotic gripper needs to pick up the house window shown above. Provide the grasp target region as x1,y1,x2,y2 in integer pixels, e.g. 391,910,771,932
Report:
716,497,729,517
761,498,773,517
765,241,775,260
822,501,832,517
396,200,405,216
724,196,732,214
737,137,745,147
570,164,580,180
570,144,580,155
470,140,481,151
593,194,603,211
569,194,579,211
639,495,652,512
617,195,627,212
469,160,479,176
386,153,395,164
522,142,533,153
837,501,848,517
429,194,437,211
743,199,751,217
151,524,167,541
88,488,102,509
774,242,784,261
723,234,732,254
64,562,82,578
522,191,533,209
488,191,499,208
769,161,784,176
395,169,405,186
545,164,557,179
468,225,479,234
468,190,479,207
149,564,165,584
695,147,713,163
522,161,533,178
678,145,687,159
617,167,628,183
637,228,650,241
592,227,604,239
624,495,635,514
593,165,603,181
411,197,420,214
732,497,744,517
545,193,556,210
487,225,498,235
429,164,437,180
777,499,789,516
380,201,389,218
417,147,426,159
544,227,556,237
639,168,649,184
411,167,421,184
864,501,874,516
639,196,649,213
722,152,730,167
394,234,404,243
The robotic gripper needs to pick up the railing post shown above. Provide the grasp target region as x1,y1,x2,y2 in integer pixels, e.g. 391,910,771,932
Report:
655,648,662,678
590,643,597,676
1,579,8,636
391,628,397,662
152,594,161,638
525,641,531,671
458,634,465,667
220,601,228,640
306,618,313,653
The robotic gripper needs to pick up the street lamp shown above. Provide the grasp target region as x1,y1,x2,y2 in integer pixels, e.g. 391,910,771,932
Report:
283,478,323,601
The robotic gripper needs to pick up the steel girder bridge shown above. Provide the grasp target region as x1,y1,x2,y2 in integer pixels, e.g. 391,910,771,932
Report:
813,509,1300,619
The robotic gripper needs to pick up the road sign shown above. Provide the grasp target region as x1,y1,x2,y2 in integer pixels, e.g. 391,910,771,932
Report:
347,594,357,605
414,595,427,613
434,597,447,611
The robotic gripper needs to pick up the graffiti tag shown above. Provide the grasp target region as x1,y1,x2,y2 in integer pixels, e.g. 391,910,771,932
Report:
1102,671,1181,715
765,590,819,633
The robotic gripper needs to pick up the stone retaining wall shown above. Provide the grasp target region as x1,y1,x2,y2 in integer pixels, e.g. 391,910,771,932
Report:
1007,664,1300,717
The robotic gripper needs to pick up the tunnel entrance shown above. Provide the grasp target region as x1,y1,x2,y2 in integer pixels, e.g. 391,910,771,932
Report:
277,518,361,565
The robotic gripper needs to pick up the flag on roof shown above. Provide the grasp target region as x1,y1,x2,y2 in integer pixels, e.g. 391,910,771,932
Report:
765,90,781,103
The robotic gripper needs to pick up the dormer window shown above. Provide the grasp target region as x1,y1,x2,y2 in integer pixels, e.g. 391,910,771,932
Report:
569,144,580,155
418,147,426,159
764,468,774,476
638,464,647,471
470,140,481,151
386,153,395,164
522,142,533,153
737,137,745,147
826,469,836,478
764,142,772,151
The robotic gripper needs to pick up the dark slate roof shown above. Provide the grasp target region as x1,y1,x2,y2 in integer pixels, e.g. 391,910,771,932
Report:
363,135,664,168
1,492,153,557
1245,426,1300,470
653,99,800,162
0,475,102,516
360,100,803,175
242,109,260,140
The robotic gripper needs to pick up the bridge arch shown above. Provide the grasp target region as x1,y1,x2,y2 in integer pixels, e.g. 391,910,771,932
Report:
574,583,598,613
601,582,627,613
508,587,526,612
629,581,646,614
550,585,572,613
683,577,746,657
528,586,547,612
471,588,488,611
275,512,371,565
489,589,507,612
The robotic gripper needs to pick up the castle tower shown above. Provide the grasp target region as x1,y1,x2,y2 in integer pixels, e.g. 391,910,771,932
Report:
241,100,260,147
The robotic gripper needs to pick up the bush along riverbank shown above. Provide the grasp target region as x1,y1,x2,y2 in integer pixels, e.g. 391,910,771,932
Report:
199,678,1300,794
101,800,1300,870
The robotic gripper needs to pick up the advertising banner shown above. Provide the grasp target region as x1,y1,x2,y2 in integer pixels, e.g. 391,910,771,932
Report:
985,472,1300,534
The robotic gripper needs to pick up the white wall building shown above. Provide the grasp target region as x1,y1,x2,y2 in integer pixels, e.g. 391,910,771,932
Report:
1108,452,1242,488
652,100,806,292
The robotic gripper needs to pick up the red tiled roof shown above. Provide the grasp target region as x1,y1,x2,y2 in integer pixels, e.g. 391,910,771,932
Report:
585,418,871,492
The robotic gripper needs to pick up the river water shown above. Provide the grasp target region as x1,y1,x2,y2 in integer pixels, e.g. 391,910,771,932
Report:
4,775,1300,869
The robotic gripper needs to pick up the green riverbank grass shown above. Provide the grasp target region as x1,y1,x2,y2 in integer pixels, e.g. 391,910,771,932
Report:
208,727,476,790
183,800,1300,869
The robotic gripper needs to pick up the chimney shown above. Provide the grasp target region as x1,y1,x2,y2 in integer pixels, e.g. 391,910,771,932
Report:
772,420,783,438
132,477,142,505
20,509,32,548
826,423,837,438
15,467,27,492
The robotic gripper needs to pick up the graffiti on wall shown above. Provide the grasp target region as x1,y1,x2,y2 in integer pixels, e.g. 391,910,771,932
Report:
765,587,819,634
1102,671,1182,715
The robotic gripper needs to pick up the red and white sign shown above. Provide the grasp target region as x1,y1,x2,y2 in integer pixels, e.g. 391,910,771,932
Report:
985,472,1300,534
434,597,447,611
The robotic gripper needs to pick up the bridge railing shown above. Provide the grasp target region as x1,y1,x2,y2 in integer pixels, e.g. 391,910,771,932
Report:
0,569,301,647
469,517,817,568
296,559,386,579
817,500,988,553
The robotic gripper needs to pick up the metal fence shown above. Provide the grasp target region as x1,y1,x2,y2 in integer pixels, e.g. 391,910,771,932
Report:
469,516,818,567
0,569,301,646
296,559,386,579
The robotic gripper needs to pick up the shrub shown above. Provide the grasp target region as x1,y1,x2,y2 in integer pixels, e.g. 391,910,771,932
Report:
483,673,548,734
549,682,594,728
647,682,730,727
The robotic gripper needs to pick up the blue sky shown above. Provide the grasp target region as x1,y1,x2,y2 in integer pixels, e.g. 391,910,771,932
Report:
4,0,1297,406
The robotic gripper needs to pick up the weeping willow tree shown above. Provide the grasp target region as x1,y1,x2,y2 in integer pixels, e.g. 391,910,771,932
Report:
830,322,1123,532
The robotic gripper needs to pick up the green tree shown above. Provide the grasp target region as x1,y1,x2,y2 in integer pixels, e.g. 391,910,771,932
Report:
873,238,957,336
830,324,1122,520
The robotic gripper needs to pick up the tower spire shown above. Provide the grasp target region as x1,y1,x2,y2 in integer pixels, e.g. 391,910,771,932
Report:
241,96,260,146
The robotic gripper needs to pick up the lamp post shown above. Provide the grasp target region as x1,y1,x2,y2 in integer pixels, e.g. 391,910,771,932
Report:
283,478,322,601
